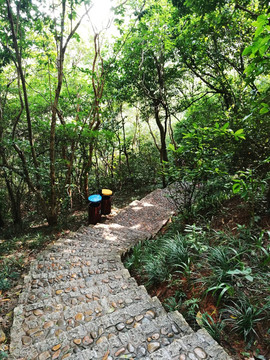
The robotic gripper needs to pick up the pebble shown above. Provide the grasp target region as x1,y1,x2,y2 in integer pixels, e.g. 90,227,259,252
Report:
179,355,186,360
96,336,106,344
194,347,207,359
62,354,71,359
83,335,93,345
161,338,170,346
114,347,126,356
75,313,84,321
145,310,155,318
188,352,197,360
137,346,146,357
33,309,43,316
52,349,61,359
91,331,98,339
55,329,63,336
26,327,40,336
127,343,135,353
152,333,160,340
85,309,94,316
172,324,179,334
43,321,54,329
147,342,160,353
22,336,32,346
116,322,125,331
135,315,144,322
73,338,81,345
39,351,50,360
52,344,61,351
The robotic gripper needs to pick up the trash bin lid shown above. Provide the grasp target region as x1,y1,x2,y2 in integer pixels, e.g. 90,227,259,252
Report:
102,189,113,196
88,194,102,203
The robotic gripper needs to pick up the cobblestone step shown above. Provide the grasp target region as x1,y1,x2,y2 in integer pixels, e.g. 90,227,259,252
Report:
66,310,193,360
11,287,153,353
26,268,131,297
31,254,121,272
29,261,124,280
10,297,166,359
18,269,133,305
148,328,232,360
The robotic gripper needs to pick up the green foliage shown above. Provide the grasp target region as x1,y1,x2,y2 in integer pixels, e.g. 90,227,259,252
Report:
0,257,23,291
200,313,225,342
224,298,270,342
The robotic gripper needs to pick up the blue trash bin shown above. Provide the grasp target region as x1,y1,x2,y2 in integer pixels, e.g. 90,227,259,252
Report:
88,194,102,224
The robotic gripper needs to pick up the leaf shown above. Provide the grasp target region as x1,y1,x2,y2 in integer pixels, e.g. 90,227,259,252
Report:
242,46,252,56
233,183,241,193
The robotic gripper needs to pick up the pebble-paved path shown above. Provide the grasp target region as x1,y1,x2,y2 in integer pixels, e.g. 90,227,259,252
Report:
9,188,232,360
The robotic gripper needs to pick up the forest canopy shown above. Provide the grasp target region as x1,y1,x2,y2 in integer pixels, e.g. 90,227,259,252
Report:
0,0,269,227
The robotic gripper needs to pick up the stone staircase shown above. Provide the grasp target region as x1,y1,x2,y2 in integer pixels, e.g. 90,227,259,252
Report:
10,189,232,359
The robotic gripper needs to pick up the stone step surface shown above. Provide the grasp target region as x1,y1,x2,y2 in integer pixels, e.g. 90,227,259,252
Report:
148,329,232,360
10,188,232,360
67,311,193,360
11,287,152,350
10,297,166,359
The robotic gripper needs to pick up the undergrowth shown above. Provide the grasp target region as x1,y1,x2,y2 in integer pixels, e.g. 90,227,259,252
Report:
124,220,270,359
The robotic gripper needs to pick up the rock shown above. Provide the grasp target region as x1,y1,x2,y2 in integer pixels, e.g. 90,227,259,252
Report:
62,354,71,359
114,347,126,357
83,335,93,345
73,338,81,345
55,329,63,336
161,338,170,346
172,324,179,334
52,349,61,359
52,344,61,351
33,309,43,316
187,352,197,360
38,351,50,360
85,310,93,316
75,313,84,321
152,333,160,340
91,331,98,339
137,346,146,357
145,310,155,319
135,315,144,322
127,343,135,353
194,347,207,359
179,355,186,360
43,321,54,329
22,336,32,346
161,327,169,335
126,318,134,325
96,336,107,344
116,322,125,331
147,342,160,353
